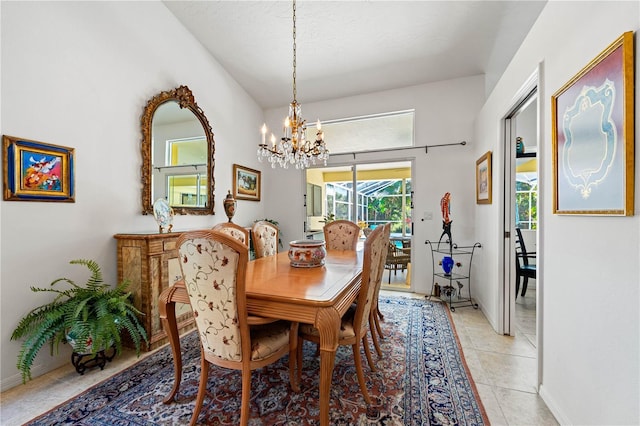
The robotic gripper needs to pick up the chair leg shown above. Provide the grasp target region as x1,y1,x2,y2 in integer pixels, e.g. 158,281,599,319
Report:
515,275,521,299
376,305,384,321
373,310,384,342
369,313,382,357
374,309,384,336
352,343,371,404
289,322,299,392
240,369,251,426
296,339,303,386
363,336,377,373
190,353,209,426
521,276,529,297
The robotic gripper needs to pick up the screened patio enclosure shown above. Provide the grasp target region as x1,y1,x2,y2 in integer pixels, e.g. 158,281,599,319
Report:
305,162,412,238
326,179,411,236
305,161,413,290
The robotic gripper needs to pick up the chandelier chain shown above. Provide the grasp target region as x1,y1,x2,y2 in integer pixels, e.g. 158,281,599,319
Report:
257,0,328,170
292,0,297,102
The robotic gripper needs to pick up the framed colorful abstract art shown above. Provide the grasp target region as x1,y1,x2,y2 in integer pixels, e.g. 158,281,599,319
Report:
551,31,634,215
3,135,75,202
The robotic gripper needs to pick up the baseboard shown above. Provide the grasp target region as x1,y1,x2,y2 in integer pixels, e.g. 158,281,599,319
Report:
0,363,47,392
539,384,569,425
474,299,500,333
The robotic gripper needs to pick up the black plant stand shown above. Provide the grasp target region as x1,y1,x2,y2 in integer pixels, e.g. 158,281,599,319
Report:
71,347,116,375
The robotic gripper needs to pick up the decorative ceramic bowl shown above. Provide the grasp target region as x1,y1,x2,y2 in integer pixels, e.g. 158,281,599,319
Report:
288,240,326,268
66,331,112,355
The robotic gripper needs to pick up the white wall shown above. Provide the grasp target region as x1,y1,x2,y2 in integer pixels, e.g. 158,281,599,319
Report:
3,3,638,423
263,75,486,297
473,1,639,424
0,1,266,390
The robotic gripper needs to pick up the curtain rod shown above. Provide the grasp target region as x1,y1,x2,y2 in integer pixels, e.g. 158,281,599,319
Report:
153,164,204,171
329,141,467,159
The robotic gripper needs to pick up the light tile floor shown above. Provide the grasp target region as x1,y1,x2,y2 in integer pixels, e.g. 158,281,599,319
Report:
1,288,557,425
446,285,558,425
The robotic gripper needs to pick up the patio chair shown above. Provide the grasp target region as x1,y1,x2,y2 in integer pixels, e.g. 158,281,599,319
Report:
515,227,536,298
384,242,410,283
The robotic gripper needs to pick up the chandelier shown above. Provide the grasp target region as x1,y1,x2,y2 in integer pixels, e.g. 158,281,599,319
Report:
257,0,329,169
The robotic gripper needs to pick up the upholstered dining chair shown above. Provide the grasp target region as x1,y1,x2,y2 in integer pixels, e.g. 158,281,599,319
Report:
323,219,361,250
212,221,250,246
515,227,536,298
369,223,391,357
251,220,279,258
176,230,298,426
297,223,389,405
213,221,286,327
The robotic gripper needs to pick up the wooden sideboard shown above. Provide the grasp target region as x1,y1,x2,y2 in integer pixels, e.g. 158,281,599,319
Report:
114,232,194,351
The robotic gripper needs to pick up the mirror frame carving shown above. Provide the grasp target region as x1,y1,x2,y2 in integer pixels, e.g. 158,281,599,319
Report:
141,85,215,215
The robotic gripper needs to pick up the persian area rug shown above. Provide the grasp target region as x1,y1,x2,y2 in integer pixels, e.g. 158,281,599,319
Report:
26,297,488,425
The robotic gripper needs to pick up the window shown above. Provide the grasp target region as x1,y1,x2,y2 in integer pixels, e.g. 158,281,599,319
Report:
167,173,207,207
327,183,352,220
319,110,414,154
323,171,412,235
167,136,207,166
305,110,415,235
516,180,537,229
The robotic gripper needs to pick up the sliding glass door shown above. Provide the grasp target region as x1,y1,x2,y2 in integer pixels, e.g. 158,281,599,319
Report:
305,161,413,290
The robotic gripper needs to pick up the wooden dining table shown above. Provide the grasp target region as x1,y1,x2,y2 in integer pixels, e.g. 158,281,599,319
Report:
158,249,363,426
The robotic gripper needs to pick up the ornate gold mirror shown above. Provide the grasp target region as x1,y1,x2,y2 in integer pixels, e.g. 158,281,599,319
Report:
141,85,215,215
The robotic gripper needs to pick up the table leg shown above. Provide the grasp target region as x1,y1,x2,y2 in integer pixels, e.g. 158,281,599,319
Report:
316,308,341,426
159,284,184,404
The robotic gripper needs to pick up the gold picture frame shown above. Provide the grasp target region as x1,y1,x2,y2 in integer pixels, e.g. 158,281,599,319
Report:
3,135,75,202
551,31,634,215
232,164,261,201
476,151,492,204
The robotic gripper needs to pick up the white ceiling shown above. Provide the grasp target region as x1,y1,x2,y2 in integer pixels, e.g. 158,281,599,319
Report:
163,0,547,109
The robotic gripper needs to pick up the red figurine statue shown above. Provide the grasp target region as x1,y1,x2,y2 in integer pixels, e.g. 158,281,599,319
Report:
438,192,452,246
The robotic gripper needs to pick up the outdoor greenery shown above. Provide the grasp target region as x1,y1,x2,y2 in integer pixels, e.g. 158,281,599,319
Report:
364,180,412,233
516,181,537,229
325,179,412,234
321,213,335,223
10,259,148,383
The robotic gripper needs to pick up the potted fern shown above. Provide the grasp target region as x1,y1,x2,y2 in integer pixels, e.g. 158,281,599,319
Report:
10,259,148,382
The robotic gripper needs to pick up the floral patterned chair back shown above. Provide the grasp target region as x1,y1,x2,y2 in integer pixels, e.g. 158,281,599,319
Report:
212,222,250,246
323,220,361,250
297,222,390,405
368,223,392,355
353,223,390,336
177,230,248,361
176,230,297,425
252,220,278,258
